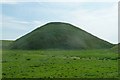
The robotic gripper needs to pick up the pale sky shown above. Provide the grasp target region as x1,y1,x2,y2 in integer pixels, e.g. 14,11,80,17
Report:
0,0,118,44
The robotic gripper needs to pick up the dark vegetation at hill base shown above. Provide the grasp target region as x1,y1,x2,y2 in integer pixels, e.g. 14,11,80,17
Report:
10,22,114,50
111,43,120,52
0,40,13,50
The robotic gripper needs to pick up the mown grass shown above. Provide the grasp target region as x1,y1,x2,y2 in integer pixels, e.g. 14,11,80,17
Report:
2,49,119,78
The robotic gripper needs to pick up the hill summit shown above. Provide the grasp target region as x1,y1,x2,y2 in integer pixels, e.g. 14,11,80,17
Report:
11,22,113,50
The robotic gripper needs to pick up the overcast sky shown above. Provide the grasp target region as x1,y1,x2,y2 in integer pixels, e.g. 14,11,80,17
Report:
0,1,118,44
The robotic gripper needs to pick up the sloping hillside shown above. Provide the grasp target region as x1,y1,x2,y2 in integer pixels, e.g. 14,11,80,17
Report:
0,40,14,50
111,43,120,52
11,22,113,50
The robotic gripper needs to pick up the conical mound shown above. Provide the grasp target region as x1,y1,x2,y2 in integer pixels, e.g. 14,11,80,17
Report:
11,22,113,50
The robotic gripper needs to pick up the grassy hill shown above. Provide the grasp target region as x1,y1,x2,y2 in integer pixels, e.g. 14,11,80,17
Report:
0,40,14,50
0,40,1,49
11,22,113,50
111,43,120,52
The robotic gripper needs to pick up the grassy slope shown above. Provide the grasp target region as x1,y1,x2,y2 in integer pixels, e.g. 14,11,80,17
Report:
2,49,119,78
0,40,14,50
111,43,120,53
11,22,113,50
0,40,1,49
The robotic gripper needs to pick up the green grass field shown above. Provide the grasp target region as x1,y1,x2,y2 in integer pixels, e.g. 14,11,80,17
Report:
2,49,119,78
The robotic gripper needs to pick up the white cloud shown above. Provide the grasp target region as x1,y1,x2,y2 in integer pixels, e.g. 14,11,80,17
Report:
2,15,29,30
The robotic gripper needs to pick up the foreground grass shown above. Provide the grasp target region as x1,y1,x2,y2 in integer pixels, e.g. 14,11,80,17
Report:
2,49,119,78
